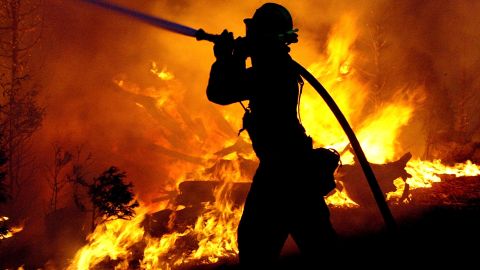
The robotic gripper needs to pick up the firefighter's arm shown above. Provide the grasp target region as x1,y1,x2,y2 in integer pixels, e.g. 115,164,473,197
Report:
206,30,251,105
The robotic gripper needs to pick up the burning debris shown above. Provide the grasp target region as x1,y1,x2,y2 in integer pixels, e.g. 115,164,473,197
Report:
66,183,244,269
335,151,412,207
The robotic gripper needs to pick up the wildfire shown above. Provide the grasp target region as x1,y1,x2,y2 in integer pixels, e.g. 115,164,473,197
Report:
65,11,480,270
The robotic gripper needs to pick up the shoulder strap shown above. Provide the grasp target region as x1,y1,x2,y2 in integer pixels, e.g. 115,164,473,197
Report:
297,74,304,124
237,101,251,136
239,101,249,112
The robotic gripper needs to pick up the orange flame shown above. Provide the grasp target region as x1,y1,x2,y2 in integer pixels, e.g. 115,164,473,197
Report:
68,183,243,269
67,207,149,270
406,159,480,188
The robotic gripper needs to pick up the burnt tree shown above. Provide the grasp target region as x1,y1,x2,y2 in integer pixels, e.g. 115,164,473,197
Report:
45,144,72,212
0,0,44,205
67,146,93,212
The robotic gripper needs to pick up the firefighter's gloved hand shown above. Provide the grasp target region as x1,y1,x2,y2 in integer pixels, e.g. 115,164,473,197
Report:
214,29,234,59
233,37,251,60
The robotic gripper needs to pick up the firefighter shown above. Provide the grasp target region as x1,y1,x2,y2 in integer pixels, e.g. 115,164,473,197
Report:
206,3,337,268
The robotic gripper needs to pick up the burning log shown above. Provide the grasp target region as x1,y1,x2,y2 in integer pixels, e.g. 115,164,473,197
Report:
176,181,218,206
337,152,412,207
142,209,174,238
144,180,249,238
145,152,415,236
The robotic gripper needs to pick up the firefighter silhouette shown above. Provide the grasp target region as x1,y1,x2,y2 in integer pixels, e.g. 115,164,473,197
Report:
207,3,337,268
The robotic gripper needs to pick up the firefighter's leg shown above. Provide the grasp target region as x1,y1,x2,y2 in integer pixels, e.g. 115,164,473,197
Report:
290,198,338,267
237,181,288,268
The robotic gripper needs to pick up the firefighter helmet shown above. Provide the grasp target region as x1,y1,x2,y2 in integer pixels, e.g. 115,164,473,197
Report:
244,3,298,44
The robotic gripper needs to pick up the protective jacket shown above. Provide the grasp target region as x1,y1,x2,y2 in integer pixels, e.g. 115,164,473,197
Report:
207,46,311,161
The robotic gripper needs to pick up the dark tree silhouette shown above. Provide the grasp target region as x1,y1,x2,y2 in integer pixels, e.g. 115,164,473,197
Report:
89,166,139,229
65,145,93,212
0,147,8,204
45,144,72,212
0,0,44,204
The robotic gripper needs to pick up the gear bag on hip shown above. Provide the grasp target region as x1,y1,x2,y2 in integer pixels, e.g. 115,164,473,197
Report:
309,147,341,196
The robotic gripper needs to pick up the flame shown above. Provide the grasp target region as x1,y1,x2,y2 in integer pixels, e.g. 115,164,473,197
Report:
67,206,150,270
300,14,422,164
68,182,243,269
140,184,243,269
355,90,419,164
324,185,360,208
385,160,480,203
188,182,242,263
150,62,174,81
300,15,364,148
406,159,480,189
0,216,24,240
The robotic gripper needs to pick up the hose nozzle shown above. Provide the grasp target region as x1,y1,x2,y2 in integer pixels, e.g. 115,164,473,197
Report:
195,29,219,43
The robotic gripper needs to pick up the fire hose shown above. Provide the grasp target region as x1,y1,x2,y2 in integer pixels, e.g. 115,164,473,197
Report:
80,0,397,232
